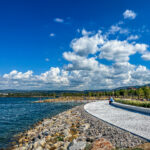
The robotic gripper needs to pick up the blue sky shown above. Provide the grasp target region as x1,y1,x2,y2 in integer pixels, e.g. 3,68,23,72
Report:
0,0,150,90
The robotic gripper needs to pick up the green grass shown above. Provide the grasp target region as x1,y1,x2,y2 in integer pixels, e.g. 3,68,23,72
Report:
115,99,150,108
57,136,64,141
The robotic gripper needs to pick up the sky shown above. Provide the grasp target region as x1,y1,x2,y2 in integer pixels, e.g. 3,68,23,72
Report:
0,0,150,90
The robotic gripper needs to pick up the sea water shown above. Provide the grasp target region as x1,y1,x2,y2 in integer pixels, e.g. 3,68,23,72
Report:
0,97,81,148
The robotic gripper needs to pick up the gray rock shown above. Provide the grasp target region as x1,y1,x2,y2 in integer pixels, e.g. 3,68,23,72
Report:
39,138,46,147
68,140,86,150
35,146,43,150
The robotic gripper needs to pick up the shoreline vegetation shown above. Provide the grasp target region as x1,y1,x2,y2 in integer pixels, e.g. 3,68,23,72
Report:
34,96,150,109
33,96,107,103
1,86,150,101
9,105,150,150
114,99,150,108
1,86,150,107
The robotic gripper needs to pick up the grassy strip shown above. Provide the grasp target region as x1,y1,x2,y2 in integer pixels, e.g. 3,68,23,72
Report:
115,99,150,108
34,96,107,103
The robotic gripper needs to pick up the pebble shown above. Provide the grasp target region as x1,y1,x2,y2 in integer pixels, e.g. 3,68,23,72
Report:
68,140,86,150
36,146,43,150
10,105,149,150
91,138,114,150
39,138,46,147
33,141,39,149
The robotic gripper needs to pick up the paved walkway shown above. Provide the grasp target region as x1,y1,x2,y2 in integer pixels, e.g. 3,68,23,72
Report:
84,101,150,141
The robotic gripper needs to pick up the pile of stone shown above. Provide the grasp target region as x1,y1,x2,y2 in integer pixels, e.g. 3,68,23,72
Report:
11,107,92,150
11,105,148,150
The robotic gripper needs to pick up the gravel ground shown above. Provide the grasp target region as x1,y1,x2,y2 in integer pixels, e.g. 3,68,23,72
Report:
84,101,150,141
77,104,148,148
10,104,148,150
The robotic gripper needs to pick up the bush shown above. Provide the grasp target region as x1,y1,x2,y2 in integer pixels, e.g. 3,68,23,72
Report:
115,99,150,108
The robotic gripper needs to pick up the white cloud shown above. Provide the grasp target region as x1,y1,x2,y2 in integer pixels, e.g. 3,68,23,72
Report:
54,18,64,23
63,52,99,71
1,11,150,90
70,31,104,56
3,70,33,80
141,52,150,60
109,25,121,34
50,33,55,37
39,67,69,85
99,40,148,62
127,35,139,41
1,29,149,90
1,61,150,90
45,58,50,62
108,25,129,35
81,29,92,36
1,68,69,90
123,9,136,19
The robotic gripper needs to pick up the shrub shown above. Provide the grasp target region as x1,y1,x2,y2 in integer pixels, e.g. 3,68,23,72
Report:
115,99,150,108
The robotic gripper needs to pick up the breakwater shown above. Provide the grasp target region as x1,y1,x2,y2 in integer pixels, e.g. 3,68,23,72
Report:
11,105,148,150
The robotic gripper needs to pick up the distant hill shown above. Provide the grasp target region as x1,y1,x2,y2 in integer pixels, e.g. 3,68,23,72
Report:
114,84,150,91
0,83,150,94
0,89,82,94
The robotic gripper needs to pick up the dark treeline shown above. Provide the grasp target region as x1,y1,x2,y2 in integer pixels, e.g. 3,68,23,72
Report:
0,86,150,100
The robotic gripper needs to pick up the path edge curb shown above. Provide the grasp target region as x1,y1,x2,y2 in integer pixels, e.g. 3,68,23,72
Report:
111,102,150,115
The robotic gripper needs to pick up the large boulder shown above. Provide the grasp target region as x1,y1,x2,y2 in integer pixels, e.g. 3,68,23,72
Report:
68,139,86,150
91,138,114,150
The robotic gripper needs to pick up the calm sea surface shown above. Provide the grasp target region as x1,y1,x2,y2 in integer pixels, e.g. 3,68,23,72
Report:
0,97,81,148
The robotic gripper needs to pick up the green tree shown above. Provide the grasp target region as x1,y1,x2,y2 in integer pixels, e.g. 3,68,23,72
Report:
53,92,56,98
143,87,150,100
137,88,144,99
123,90,128,97
114,90,120,97
88,92,92,97
128,89,135,98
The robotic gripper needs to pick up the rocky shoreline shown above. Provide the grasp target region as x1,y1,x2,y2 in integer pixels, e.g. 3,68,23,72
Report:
9,104,149,150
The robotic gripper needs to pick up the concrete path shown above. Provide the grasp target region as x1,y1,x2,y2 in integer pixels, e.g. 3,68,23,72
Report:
84,101,150,141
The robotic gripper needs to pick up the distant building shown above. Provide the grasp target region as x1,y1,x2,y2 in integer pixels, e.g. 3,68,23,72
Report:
127,87,137,90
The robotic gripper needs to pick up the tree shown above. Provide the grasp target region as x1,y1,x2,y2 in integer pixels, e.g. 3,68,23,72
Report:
114,90,120,97
123,90,128,97
119,89,125,97
88,92,92,97
96,92,100,97
128,89,135,98
137,88,144,99
143,87,150,100
53,92,56,98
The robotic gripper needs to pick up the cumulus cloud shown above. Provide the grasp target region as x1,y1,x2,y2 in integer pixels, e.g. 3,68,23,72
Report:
81,29,93,36
1,11,150,90
3,70,33,80
1,29,150,90
39,67,69,86
99,40,148,62
70,30,104,56
123,9,136,19
1,68,69,90
127,35,139,41
108,25,129,35
1,62,150,90
63,52,99,71
54,18,64,23
141,52,150,60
